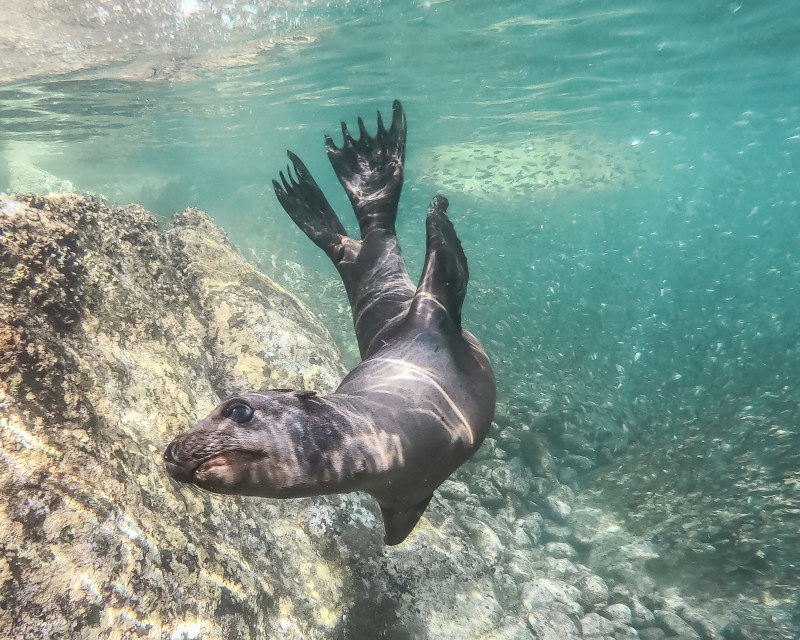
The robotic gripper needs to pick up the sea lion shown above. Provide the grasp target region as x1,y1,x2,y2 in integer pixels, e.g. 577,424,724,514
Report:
163,101,496,545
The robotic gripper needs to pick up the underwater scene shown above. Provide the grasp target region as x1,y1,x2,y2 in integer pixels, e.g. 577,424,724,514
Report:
1,0,799,638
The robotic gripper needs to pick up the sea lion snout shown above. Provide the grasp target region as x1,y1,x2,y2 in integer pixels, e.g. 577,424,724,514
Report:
163,435,213,483
163,440,195,483
163,424,227,483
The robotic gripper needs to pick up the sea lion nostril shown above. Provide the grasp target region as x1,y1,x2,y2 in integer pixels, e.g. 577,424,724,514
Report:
163,441,178,464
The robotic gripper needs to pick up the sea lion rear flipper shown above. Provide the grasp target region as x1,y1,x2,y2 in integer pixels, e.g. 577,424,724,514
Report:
273,151,353,263
326,100,407,238
379,493,433,545
411,195,468,330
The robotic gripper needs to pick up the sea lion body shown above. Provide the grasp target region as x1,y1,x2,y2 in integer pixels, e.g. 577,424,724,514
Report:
164,101,496,544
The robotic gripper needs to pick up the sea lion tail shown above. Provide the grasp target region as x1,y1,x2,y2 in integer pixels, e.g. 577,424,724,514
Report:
272,151,352,262
412,195,468,329
325,100,407,238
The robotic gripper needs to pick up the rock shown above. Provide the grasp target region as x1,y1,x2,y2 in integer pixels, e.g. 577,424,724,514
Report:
638,629,667,640
721,623,756,640
491,457,532,498
518,512,544,545
603,603,633,626
473,436,498,461
546,558,582,582
473,507,514,544
580,612,615,636
577,574,610,609
543,522,573,542
571,518,599,550
459,516,505,565
521,433,556,477
511,524,534,548
641,593,668,611
496,429,523,454
545,494,573,522
655,610,701,638
521,578,582,617
492,569,522,610
485,618,539,640
525,608,581,640
0,193,523,640
559,432,594,456
564,453,594,471
680,606,719,639
495,501,522,528
472,477,506,507
507,551,537,584
544,542,577,559
438,479,472,501
545,484,574,523
530,476,553,496
557,465,579,486
167,205,345,395
631,599,656,627
609,584,633,605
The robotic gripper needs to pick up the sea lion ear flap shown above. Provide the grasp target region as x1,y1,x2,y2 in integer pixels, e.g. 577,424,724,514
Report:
379,494,434,545
295,390,318,399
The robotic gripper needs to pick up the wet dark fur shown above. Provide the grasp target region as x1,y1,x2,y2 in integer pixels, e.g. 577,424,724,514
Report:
164,101,496,544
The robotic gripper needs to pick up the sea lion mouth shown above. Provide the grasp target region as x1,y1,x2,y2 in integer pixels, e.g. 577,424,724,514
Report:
164,439,264,486
190,450,265,492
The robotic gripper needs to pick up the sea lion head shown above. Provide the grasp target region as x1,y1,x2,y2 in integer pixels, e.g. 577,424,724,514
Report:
163,388,333,497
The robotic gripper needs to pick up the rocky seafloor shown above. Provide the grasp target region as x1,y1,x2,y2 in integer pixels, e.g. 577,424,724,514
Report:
0,193,787,639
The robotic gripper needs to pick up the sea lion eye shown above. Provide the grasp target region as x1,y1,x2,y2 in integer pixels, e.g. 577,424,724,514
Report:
224,404,254,423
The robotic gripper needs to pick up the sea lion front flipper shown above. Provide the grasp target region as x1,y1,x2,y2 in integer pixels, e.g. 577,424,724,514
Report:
411,195,468,330
379,494,433,545
273,151,355,263
325,100,407,238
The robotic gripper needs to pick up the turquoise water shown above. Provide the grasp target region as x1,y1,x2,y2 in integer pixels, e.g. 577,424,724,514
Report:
2,0,800,634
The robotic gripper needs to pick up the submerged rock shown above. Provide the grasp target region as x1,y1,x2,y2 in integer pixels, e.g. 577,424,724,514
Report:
544,541,578,559
638,629,667,640
603,602,633,626
521,578,583,617
545,483,575,523
631,599,656,627
654,609,701,639
524,608,581,640
491,456,532,498
580,611,615,636
577,573,610,609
